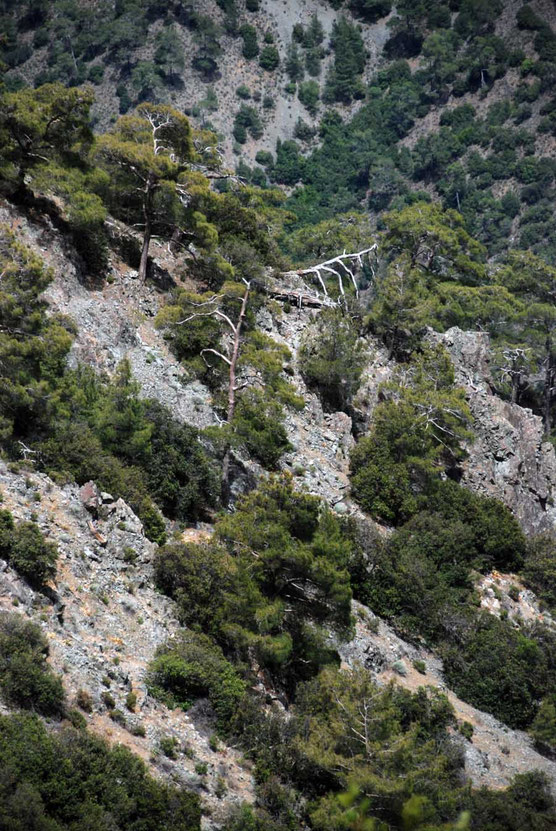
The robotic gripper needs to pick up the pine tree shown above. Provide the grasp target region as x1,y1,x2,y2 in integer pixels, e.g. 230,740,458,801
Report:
0,83,94,198
96,104,195,282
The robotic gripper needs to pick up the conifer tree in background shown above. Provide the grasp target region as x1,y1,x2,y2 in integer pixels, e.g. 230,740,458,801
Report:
494,251,556,435
0,83,94,199
154,24,185,80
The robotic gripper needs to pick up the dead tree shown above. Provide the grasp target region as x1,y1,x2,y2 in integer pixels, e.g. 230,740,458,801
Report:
175,281,251,505
497,347,530,405
295,245,378,299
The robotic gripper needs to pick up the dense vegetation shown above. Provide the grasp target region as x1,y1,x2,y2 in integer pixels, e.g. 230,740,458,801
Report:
153,477,352,694
1,0,554,264
2,5,556,828
0,710,201,830
0,613,64,715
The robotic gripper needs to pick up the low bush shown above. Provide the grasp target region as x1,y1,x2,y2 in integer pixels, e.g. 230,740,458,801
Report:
523,534,556,610
442,616,550,729
299,309,366,412
147,631,245,728
0,711,201,829
0,509,58,586
0,612,64,716
232,390,291,469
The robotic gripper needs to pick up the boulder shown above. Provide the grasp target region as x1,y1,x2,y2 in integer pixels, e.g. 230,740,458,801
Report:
80,481,100,515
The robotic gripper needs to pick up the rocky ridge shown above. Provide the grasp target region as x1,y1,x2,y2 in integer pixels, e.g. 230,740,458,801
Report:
438,327,556,537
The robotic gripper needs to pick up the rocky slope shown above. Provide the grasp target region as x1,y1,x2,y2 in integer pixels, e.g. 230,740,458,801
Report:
10,0,391,165
341,601,556,794
3,196,556,814
0,462,254,826
6,193,556,530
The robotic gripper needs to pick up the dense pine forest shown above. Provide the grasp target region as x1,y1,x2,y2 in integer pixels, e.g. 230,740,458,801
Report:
1,1,556,829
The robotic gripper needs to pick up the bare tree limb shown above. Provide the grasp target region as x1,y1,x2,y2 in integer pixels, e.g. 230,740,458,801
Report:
295,244,378,299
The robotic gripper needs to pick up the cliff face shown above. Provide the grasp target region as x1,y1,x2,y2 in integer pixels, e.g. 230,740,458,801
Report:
437,327,556,537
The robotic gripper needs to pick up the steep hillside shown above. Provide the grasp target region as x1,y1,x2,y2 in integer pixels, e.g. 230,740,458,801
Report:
3,3,556,829
2,192,556,827
2,0,556,259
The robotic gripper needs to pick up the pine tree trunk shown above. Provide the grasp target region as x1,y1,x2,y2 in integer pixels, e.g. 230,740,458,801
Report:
138,177,155,283
221,283,250,506
544,343,554,436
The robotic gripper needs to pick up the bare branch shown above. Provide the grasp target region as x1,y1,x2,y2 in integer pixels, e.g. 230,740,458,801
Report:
200,347,231,366
294,244,378,299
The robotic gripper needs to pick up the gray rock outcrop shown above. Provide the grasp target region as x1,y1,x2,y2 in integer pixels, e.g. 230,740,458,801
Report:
436,328,556,536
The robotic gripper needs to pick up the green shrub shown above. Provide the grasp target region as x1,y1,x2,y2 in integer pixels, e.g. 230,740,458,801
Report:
101,691,116,709
232,390,291,469
255,150,274,167
470,771,555,831
272,139,304,185
67,708,87,730
516,5,543,30
299,309,366,412
159,736,179,758
442,615,548,729
234,105,263,143
259,45,279,71
530,695,556,753
0,613,65,716
294,118,316,142
109,708,126,725
6,520,58,586
350,348,472,524
0,711,201,829
459,721,474,741
353,482,525,637
147,631,246,728
240,24,259,59
155,477,353,691
141,400,219,522
349,0,392,23
0,228,73,449
298,80,320,116
154,540,237,635
38,363,217,537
